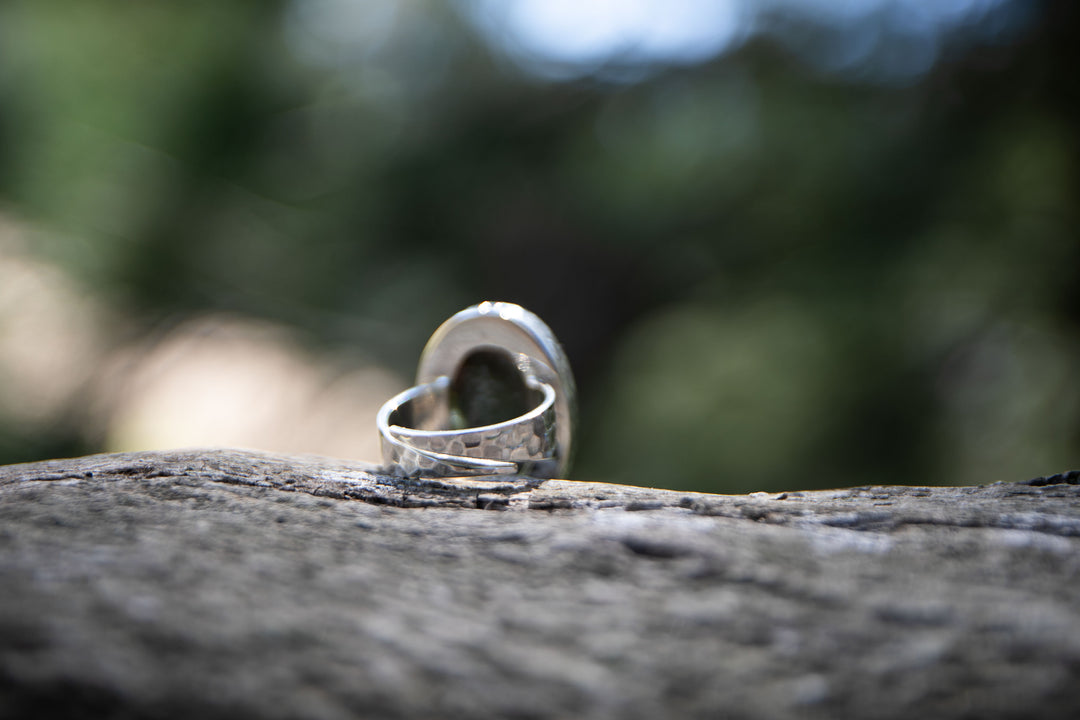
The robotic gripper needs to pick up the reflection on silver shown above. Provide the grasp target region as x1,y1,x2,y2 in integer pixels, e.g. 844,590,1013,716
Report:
378,302,576,478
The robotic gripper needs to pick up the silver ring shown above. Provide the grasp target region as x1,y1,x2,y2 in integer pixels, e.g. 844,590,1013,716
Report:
378,301,576,478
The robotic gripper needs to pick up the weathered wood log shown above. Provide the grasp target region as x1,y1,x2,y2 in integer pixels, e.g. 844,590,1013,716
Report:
1,449,1079,719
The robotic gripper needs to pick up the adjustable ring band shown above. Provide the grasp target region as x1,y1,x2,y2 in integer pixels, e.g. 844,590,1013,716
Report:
378,376,557,477
376,301,576,479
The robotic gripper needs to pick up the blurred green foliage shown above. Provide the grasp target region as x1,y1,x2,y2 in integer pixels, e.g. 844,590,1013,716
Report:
0,0,1077,491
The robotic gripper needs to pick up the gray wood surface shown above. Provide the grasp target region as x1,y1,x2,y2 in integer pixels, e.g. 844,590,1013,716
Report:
1,449,1079,719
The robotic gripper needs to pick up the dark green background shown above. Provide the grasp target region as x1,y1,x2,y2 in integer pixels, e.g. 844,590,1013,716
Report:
0,0,1076,492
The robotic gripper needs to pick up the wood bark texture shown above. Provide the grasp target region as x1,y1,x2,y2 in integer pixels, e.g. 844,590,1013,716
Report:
1,449,1079,719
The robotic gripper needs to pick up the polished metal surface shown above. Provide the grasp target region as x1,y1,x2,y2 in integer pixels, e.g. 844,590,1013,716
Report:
378,301,576,478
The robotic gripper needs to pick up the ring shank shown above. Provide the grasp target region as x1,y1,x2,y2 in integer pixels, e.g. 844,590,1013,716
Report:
378,377,558,478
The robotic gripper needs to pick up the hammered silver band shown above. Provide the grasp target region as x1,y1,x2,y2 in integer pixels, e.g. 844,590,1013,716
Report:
378,375,557,477
376,301,576,479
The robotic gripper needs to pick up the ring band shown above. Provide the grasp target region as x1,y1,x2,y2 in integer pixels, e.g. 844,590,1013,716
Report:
378,376,557,477
376,302,575,479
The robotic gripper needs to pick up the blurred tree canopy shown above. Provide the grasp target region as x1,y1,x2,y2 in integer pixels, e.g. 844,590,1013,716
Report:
0,0,1076,492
